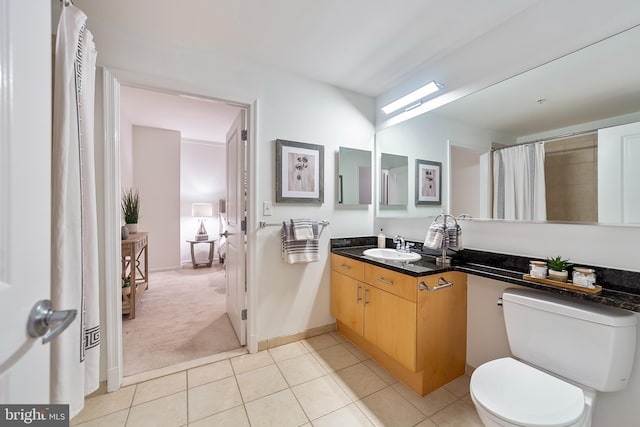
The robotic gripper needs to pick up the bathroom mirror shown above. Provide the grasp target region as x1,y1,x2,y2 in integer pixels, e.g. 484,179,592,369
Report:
337,147,372,205
380,153,408,206
376,24,640,225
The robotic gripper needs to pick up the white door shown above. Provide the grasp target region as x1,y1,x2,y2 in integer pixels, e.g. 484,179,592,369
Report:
0,1,52,403
598,121,640,224
225,110,247,345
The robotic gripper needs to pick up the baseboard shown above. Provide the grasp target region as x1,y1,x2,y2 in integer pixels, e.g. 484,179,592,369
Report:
180,260,222,268
257,323,337,351
106,367,120,393
465,363,476,376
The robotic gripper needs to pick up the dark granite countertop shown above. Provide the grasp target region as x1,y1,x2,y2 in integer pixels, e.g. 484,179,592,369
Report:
331,238,640,313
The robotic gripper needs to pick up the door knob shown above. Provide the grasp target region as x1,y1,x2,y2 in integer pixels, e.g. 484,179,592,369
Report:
27,300,77,344
220,230,229,238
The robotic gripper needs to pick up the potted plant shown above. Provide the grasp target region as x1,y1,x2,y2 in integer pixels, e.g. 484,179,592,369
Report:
121,188,140,234
122,275,131,296
547,256,572,282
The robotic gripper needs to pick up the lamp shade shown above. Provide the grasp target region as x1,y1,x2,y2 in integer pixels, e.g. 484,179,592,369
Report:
192,203,213,217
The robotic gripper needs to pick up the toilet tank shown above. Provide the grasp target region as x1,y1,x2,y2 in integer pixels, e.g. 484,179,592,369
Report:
503,288,637,392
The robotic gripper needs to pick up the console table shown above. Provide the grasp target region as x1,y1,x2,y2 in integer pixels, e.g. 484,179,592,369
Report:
121,232,149,319
186,239,217,269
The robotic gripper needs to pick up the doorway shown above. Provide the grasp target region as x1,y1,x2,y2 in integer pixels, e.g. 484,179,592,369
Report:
449,143,484,218
114,83,250,380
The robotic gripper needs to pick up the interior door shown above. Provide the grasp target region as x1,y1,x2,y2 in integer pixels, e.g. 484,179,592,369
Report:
225,110,247,345
598,121,640,224
0,0,52,403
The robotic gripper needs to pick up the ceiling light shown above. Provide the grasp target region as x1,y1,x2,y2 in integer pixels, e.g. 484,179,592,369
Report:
381,81,443,115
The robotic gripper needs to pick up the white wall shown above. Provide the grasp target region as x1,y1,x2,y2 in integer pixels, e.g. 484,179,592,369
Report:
132,125,181,270
119,114,133,190
89,21,376,343
180,138,226,264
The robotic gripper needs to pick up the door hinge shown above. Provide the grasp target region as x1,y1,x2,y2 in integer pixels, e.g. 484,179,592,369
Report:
241,309,247,320
241,218,247,232
241,129,248,141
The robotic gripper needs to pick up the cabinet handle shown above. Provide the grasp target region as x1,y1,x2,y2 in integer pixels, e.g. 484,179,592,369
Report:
376,277,393,285
339,264,351,270
356,285,362,303
419,277,454,291
363,287,368,305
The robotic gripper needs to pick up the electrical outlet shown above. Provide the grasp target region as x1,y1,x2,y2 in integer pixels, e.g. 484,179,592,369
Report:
263,201,273,216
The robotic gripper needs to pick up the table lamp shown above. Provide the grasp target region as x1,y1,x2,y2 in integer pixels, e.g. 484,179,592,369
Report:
192,203,213,241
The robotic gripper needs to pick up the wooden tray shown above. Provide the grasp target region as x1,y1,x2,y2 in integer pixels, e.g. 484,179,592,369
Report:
522,274,602,295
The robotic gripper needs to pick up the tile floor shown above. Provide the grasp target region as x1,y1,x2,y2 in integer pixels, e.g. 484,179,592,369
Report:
71,332,483,427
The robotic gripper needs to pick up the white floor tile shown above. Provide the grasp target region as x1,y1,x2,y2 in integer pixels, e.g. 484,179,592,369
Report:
188,377,243,422
277,353,328,386
235,364,289,402
292,375,352,420
244,389,308,427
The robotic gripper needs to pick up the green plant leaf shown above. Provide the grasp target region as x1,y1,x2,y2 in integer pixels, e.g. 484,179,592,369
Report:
121,188,140,224
546,255,573,271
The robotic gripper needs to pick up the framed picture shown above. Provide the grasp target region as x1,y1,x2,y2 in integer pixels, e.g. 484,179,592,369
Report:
415,159,441,205
276,139,324,204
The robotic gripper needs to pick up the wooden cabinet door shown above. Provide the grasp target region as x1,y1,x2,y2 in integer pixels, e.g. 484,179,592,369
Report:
417,272,467,390
364,285,417,371
331,271,364,335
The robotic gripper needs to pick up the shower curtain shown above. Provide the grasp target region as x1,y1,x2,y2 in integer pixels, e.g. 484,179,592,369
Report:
51,4,99,417
493,143,546,221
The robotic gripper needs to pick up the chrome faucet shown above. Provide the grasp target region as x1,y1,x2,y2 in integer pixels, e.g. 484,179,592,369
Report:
393,235,406,251
393,235,415,252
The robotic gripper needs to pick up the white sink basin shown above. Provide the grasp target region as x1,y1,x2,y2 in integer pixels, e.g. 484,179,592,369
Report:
363,248,421,263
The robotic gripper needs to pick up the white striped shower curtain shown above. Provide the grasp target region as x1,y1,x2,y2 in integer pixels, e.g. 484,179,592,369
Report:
493,143,546,221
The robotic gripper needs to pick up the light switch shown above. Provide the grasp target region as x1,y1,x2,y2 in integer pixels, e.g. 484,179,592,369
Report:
263,201,273,216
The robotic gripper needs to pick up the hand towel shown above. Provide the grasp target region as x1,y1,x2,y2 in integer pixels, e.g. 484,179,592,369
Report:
447,224,463,250
424,222,445,249
282,221,319,263
291,218,315,241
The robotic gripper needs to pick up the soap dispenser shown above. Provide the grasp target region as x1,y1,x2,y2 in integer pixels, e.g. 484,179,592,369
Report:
378,229,385,248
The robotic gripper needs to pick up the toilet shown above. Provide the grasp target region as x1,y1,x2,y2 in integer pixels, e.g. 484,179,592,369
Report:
470,288,637,427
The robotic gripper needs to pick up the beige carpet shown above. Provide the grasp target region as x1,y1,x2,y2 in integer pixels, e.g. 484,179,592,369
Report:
122,265,241,377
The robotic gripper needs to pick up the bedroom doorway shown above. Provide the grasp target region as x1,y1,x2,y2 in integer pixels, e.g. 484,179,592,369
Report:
118,84,248,378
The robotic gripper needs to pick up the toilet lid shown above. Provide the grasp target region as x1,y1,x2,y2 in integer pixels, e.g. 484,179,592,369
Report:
471,358,585,427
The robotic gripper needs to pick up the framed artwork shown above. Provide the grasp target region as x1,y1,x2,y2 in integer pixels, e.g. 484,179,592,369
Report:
415,159,441,205
276,139,324,204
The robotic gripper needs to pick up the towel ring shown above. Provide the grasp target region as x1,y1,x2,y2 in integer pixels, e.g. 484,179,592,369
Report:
434,214,458,227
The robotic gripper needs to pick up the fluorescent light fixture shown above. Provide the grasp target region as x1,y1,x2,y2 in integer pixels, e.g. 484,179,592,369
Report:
383,94,453,128
381,81,443,115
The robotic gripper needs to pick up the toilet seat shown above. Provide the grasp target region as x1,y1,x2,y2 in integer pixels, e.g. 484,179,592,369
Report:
470,357,586,427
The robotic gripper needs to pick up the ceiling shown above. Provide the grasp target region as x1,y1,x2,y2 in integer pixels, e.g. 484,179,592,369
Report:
73,0,640,136
73,0,540,97
120,86,240,142
433,24,640,138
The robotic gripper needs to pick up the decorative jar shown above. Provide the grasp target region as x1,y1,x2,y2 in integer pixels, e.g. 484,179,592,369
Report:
573,267,596,288
529,261,548,279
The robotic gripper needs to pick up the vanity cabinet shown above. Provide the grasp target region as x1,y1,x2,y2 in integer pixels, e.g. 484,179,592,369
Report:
330,253,467,396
